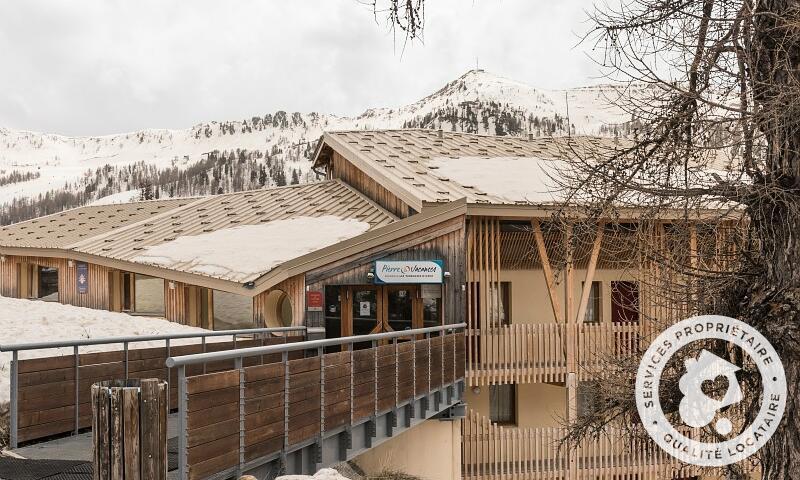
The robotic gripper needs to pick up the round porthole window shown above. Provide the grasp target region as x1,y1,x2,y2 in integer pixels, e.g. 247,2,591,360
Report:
264,290,293,328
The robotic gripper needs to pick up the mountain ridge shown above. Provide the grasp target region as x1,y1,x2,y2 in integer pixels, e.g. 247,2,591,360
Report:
0,70,635,224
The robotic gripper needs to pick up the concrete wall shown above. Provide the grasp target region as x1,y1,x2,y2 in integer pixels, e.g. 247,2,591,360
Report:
463,382,567,428
354,419,462,480
499,268,636,324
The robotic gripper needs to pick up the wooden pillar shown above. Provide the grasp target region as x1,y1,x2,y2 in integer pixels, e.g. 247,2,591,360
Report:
563,223,578,480
92,379,167,480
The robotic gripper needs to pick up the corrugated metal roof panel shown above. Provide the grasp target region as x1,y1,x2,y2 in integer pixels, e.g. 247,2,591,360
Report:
321,129,625,206
0,198,195,249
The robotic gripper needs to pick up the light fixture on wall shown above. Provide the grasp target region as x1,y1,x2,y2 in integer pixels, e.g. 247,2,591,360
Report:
444,271,451,278
168,281,175,290
366,272,375,280
67,260,74,267
0,256,5,263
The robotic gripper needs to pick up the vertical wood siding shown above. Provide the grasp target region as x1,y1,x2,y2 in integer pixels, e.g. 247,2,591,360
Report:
0,255,113,310
331,151,411,218
253,275,306,327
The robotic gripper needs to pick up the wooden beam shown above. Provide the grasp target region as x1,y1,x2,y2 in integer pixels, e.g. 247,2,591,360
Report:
575,222,605,323
564,223,574,324
532,220,563,324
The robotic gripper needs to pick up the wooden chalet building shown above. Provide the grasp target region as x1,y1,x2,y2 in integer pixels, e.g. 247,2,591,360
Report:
0,129,724,479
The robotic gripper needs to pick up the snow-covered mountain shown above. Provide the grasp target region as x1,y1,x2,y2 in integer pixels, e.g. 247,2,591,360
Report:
0,70,636,224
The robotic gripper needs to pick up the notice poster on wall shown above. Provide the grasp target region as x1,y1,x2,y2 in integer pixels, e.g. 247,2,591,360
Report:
359,301,371,316
306,291,323,312
76,262,89,294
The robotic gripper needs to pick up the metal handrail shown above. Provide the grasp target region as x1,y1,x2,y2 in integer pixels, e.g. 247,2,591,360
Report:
166,323,466,367
0,326,306,352
5,325,307,449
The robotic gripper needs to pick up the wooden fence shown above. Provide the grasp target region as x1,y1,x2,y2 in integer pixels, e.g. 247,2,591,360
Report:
14,336,304,444
466,322,642,385
462,410,703,480
179,331,466,480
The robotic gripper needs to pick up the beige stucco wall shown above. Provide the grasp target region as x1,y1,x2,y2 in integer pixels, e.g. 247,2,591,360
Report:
354,419,462,480
463,382,567,428
499,268,636,324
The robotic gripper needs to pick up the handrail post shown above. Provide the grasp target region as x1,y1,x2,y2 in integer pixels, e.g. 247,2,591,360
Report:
235,357,244,477
282,350,289,467
201,336,207,374
372,340,378,418
318,346,325,466
177,365,188,480
393,338,398,411
165,339,171,411
74,345,79,435
9,350,18,449
123,341,129,380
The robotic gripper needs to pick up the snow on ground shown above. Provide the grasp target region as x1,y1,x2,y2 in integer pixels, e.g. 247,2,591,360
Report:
277,468,351,480
133,216,371,282
428,156,569,204
0,296,215,403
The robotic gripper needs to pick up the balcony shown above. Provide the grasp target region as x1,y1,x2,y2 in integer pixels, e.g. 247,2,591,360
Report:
466,322,642,385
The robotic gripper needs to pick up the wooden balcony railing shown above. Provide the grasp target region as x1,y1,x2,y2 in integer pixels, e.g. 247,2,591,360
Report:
462,410,702,480
467,322,642,385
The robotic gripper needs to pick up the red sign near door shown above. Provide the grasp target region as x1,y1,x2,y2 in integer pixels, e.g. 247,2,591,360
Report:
306,291,323,312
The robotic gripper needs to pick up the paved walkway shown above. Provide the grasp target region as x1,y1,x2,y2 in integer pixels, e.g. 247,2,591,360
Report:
2,414,179,480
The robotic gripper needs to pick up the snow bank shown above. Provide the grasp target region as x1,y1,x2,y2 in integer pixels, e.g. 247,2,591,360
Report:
133,216,371,282
277,468,351,480
0,296,213,403
88,189,142,206
429,156,568,203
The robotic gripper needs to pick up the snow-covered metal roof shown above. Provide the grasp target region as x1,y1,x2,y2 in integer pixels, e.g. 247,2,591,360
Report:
0,180,398,285
72,180,396,282
0,198,195,249
314,129,625,211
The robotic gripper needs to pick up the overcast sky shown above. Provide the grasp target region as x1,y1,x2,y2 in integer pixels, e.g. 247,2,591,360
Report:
0,0,600,136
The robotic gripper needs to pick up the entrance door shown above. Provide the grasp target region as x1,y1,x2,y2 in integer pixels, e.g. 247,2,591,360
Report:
339,285,438,342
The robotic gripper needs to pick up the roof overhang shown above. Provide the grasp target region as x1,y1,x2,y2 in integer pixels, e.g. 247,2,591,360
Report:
464,202,742,221
248,198,468,294
312,132,427,213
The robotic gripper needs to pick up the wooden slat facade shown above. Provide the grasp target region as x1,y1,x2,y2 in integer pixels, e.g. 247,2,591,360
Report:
0,255,114,310
329,151,412,218
461,410,705,480
253,275,306,327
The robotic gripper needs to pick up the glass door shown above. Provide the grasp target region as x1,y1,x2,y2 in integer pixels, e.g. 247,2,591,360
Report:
386,286,417,333
351,286,380,335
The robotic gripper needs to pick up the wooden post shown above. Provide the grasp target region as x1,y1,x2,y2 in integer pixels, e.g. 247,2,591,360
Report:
92,379,167,480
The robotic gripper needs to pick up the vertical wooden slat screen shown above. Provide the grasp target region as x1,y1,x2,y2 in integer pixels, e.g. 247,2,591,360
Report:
461,409,712,479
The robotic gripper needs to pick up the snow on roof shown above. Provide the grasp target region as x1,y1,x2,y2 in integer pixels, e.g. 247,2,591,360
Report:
132,215,372,282
428,156,568,204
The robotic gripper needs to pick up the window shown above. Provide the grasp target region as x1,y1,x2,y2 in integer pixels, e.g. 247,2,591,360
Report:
475,282,512,326
583,281,602,323
262,289,293,329
324,286,342,339
489,384,516,425
133,274,165,315
37,266,59,301
611,281,639,323
213,290,254,330
499,282,511,325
